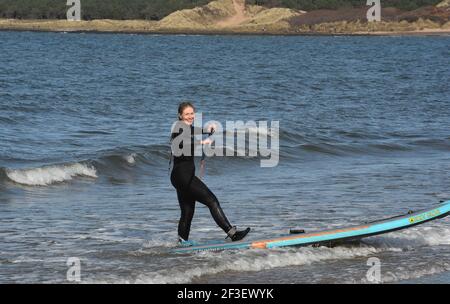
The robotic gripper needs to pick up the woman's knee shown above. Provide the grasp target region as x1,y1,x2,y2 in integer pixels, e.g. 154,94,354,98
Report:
179,204,192,217
180,203,195,219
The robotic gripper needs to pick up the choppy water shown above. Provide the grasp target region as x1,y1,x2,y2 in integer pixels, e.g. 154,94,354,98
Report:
0,31,449,283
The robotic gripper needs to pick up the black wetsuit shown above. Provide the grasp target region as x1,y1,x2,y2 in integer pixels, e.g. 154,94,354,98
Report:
170,122,232,240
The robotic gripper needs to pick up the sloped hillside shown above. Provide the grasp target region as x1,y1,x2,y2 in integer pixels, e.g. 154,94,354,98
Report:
157,0,304,30
437,0,450,7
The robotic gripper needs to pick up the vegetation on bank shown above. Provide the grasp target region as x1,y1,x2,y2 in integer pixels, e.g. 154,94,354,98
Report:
0,0,210,20
0,0,443,20
250,0,442,11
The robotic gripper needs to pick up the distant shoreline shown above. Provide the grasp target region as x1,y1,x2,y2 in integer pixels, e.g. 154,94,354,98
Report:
1,19,449,36
2,28,450,37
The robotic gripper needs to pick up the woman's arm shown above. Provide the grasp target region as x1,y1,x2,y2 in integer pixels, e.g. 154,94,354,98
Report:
193,124,216,145
193,122,217,135
192,126,211,135
171,123,214,147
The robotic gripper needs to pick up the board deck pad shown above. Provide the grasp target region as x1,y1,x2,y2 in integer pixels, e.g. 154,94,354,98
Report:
171,200,450,253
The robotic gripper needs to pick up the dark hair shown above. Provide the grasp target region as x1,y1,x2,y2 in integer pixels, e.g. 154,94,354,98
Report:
178,102,195,120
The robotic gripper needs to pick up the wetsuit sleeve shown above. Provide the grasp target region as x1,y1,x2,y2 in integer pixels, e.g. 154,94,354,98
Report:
191,126,203,145
171,125,202,147
193,126,211,135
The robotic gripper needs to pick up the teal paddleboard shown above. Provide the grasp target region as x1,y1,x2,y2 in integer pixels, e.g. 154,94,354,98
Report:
172,200,450,253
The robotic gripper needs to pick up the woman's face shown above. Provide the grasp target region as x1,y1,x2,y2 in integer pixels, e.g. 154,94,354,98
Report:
180,106,195,125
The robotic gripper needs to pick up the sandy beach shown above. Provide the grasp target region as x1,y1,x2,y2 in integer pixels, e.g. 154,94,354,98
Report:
1,18,449,36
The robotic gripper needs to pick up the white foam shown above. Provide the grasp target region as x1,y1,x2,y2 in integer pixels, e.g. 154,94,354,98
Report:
226,126,276,138
142,239,175,249
129,245,401,284
5,163,97,186
353,263,450,284
385,266,450,283
367,225,450,247
124,153,137,164
11,257,44,264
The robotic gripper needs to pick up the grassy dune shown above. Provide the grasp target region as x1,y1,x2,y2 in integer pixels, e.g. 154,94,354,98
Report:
0,18,159,33
437,0,450,7
158,0,302,31
295,19,450,35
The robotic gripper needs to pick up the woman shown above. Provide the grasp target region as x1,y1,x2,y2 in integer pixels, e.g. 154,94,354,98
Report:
170,102,250,245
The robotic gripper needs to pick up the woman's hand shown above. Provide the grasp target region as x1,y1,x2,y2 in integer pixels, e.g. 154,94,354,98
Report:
206,123,217,134
201,138,214,145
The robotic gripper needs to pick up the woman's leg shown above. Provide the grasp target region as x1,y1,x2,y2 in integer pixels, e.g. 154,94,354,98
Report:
176,189,195,241
188,176,233,233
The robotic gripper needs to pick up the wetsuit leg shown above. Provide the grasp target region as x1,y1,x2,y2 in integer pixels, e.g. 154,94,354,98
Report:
176,189,195,241
188,176,232,233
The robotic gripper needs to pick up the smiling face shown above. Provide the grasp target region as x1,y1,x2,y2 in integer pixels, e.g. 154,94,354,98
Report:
179,106,195,125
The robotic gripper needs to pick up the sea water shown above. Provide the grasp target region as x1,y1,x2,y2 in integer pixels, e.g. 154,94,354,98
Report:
0,32,449,283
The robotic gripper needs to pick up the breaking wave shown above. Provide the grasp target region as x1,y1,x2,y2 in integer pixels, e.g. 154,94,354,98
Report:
2,163,98,186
